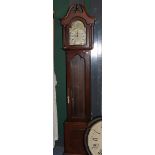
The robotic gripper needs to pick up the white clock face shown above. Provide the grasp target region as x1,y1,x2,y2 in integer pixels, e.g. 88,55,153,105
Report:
88,120,102,155
69,20,86,45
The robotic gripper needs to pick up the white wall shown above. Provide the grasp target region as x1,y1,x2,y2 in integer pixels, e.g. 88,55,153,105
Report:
103,0,155,155
0,0,53,155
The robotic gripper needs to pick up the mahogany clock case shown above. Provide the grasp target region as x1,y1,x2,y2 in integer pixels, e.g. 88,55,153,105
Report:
61,4,96,155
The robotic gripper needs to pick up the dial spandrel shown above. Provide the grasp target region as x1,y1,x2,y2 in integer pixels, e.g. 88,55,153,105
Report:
69,20,86,45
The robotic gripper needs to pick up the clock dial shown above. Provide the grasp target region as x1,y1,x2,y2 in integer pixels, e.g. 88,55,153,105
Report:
69,20,86,45
87,120,102,155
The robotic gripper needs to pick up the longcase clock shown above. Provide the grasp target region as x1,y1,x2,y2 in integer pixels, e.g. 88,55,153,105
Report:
61,4,95,155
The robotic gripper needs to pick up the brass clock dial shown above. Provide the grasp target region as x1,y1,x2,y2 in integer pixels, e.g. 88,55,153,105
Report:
85,118,102,155
69,20,86,45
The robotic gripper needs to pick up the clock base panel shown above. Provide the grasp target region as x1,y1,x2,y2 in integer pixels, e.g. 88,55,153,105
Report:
64,121,88,155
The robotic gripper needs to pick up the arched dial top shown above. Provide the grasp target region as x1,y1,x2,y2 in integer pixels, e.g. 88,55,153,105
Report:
61,4,95,50
69,20,86,45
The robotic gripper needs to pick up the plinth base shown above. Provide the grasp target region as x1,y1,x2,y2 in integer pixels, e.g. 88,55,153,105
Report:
64,121,88,155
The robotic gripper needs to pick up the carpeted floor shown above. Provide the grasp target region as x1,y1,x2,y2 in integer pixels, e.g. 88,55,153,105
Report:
53,146,64,155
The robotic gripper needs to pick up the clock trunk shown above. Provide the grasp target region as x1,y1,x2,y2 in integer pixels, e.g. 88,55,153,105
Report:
66,51,91,122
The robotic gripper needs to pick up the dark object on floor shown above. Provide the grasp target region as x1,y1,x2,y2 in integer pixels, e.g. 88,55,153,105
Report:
53,146,64,155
